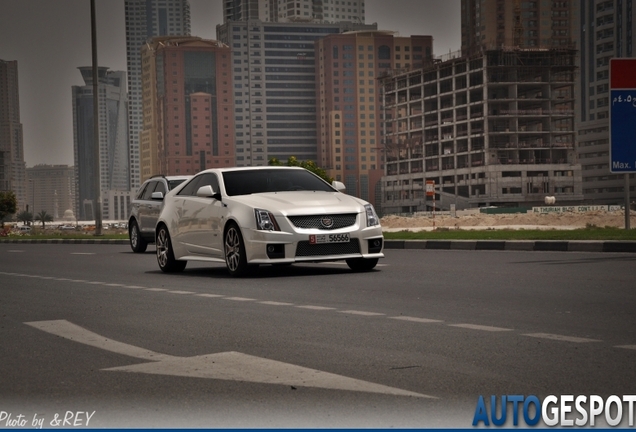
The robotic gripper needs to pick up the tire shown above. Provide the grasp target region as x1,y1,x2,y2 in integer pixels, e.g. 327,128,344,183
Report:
156,225,187,273
129,220,148,253
224,223,257,277
346,258,378,272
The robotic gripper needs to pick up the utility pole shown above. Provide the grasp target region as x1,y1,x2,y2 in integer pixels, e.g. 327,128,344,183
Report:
90,0,102,235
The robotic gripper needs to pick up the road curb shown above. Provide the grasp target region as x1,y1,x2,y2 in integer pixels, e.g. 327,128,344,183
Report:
384,240,636,253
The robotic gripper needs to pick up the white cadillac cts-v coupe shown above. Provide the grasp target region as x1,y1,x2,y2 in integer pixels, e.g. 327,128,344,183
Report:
155,166,384,277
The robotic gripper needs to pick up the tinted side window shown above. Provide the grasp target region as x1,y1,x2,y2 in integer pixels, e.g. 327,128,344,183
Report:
141,181,158,200
177,176,203,196
196,173,220,193
154,181,167,196
136,183,149,200
177,174,219,196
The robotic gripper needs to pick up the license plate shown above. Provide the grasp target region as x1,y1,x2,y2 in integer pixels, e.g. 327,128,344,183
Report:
309,233,350,244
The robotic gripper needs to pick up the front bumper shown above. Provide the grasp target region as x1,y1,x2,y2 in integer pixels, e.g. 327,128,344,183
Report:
243,224,384,264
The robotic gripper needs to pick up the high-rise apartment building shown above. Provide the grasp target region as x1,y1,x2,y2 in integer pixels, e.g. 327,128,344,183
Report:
72,67,130,221
0,59,27,211
125,0,191,191
141,37,235,177
379,48,582,214
26,164,75,220
316,31,433,207
577,0,636,204
461,0,577,52
224,0,365,24
217,20,375,167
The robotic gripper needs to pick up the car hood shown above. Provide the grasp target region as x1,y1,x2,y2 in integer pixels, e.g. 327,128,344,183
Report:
227,191,366,215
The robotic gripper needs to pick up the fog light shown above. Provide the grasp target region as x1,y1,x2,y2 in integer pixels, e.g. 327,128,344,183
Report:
266,243,285,259
368,238,383,254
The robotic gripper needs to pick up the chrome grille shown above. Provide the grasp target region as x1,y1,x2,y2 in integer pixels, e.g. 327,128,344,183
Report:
295,240,361,257
288,213,357,230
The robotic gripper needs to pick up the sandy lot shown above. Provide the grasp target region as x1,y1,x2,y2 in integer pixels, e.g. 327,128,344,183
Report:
381,210,636,231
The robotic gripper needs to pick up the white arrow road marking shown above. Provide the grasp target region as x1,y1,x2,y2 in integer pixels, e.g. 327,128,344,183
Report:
25,320,175,361
25,320,435,399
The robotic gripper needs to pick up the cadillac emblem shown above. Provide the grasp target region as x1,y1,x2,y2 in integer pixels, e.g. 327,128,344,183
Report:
320,216,334,228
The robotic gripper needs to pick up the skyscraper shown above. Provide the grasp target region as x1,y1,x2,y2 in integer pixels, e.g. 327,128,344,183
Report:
577,0,636,204
141,37,235,177
461,0,577,53
217,20,375,167
125,0,191,191
72,67,130,221
0,59,27,211
223,0,365,24
26,164,75,220
316,31,433,207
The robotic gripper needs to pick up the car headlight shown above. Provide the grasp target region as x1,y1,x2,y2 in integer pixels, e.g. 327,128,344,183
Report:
255,209,280,231
364,204,380,227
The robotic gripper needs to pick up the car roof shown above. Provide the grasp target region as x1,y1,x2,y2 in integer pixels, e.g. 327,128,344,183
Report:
195,166,306,175
145,175,192,182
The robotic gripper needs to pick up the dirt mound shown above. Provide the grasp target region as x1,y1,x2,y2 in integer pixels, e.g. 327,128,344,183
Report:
380,210,635,229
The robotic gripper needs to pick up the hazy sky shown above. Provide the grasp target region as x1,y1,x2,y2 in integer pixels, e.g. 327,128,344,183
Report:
0,0,461,168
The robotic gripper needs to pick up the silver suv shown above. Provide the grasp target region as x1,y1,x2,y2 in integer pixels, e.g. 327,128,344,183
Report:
128,175,190,253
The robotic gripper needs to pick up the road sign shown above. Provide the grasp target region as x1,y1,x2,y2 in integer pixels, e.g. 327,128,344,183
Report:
425,180,435,197
610,59,636,173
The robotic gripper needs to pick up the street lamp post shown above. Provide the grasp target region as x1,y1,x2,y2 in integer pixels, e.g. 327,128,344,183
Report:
90,0,102,236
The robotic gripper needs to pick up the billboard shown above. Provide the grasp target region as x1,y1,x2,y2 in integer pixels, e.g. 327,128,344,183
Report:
610,59,636,173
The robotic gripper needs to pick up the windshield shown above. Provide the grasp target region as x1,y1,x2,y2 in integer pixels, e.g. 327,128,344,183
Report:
222,169,334,196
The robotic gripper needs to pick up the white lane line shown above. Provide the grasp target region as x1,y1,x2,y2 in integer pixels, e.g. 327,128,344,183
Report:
70,253,95,255
27,319,436,399
87,281,104,285
615,345,636,350
224,297,256,301
260,301,294,306
196,293,224,298
390,316,443,324
339,310,385,317
448,324,513,332
126,285,145,289
522,333,601,343
168,290,195,295
145,288,168,292
296,305,336,311
105,283,123,287
7,250,24,253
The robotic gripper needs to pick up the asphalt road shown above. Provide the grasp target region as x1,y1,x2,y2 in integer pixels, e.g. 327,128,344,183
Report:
1,244,635,428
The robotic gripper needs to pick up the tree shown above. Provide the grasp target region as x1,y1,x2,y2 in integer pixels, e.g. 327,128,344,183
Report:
268,156,333,184
16,210,33,226
0,191,17,228
35,210,54,229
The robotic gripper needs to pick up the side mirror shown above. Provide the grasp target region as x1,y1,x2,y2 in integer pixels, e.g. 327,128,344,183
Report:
196,185,221,200
332,181,346,192
151,191,164,200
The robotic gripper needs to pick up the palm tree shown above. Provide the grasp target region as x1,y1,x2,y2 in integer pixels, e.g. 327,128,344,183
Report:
35,210,53,229
16,210,33,226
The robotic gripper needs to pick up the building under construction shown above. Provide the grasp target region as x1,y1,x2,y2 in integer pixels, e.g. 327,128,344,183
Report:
379,47,583,214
